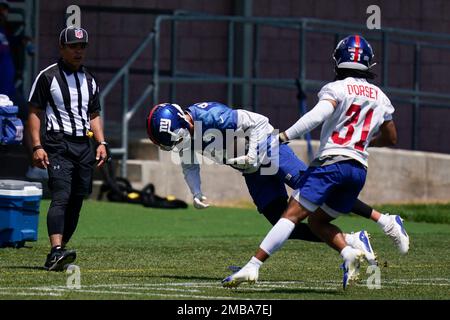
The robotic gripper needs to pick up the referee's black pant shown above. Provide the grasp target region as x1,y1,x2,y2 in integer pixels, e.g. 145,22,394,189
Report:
44,133,95,244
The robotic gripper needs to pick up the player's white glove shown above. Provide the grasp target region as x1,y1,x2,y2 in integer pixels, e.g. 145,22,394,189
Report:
226,155,257,170
193,194,210,209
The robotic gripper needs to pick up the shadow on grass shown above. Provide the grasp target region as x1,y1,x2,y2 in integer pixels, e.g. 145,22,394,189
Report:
216,287,342,297
265,287,341,295
3,265,46,271
0,245,35,250
118,274,223,282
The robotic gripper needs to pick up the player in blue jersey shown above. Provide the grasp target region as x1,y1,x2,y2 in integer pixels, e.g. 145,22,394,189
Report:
146,101,408,264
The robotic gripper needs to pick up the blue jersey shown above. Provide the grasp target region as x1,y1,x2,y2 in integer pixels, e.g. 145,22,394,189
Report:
186,102,238,133
185,102,238,162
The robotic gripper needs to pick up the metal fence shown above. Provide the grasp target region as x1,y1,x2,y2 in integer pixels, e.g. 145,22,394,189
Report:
8,0,39,100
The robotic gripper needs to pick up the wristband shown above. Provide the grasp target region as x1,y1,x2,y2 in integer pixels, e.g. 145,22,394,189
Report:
279,132,289,143
33,145,43,152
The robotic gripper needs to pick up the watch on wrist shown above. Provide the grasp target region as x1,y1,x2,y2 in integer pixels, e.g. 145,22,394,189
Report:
99,141,108,146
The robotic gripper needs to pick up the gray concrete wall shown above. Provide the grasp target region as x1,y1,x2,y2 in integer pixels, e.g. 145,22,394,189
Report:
135,140,450,207
360,148,450,204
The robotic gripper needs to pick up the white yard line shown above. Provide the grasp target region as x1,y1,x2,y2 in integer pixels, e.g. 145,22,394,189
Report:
34,287,249,300
0,276,449,299
0,285,245,299
86,284,201,292
0,291,62,297
79,282,339,293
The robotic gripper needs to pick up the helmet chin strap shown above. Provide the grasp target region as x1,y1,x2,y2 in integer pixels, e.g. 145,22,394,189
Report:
160,128,190,151
160,145,175,151
177,111,191,126
168,127,189,142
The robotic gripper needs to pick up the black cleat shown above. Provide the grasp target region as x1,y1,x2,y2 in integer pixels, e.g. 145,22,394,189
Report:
44,249,77,271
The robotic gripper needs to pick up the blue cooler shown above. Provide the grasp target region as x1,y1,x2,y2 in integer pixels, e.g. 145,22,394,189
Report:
0,180,42,248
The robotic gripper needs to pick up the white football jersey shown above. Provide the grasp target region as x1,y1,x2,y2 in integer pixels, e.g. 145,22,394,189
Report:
316,77,394,167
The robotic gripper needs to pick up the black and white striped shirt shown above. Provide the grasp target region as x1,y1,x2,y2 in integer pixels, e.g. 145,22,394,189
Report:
28,59,101,137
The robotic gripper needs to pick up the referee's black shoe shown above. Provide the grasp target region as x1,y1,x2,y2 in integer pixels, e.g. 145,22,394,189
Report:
44,247,77,271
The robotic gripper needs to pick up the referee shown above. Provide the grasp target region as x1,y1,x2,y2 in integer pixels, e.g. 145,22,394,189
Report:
28,26,108,271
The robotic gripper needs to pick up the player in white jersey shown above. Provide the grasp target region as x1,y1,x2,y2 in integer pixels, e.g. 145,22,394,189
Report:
305,77,393,167
222,35,409,289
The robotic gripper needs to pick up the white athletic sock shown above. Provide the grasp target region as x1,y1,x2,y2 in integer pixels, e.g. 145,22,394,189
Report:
344,233,354,247
340,246,354,261
260,218,295,256
377,214,391,229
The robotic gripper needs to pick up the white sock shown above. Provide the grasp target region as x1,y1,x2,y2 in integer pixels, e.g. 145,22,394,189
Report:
340,246,354,261
260,218,295,256
377,214,391,229
344,233,354,247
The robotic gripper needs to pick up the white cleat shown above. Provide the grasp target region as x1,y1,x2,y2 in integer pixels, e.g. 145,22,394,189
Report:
383,214,410,254
222,264,259,288
347,230,378,266
341,248,364,289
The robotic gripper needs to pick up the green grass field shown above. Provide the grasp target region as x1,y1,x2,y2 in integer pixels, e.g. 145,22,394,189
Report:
0,200,449,300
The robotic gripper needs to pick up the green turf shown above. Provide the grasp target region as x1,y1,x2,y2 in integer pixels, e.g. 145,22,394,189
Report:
376,203,450,224
0,200,449,300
